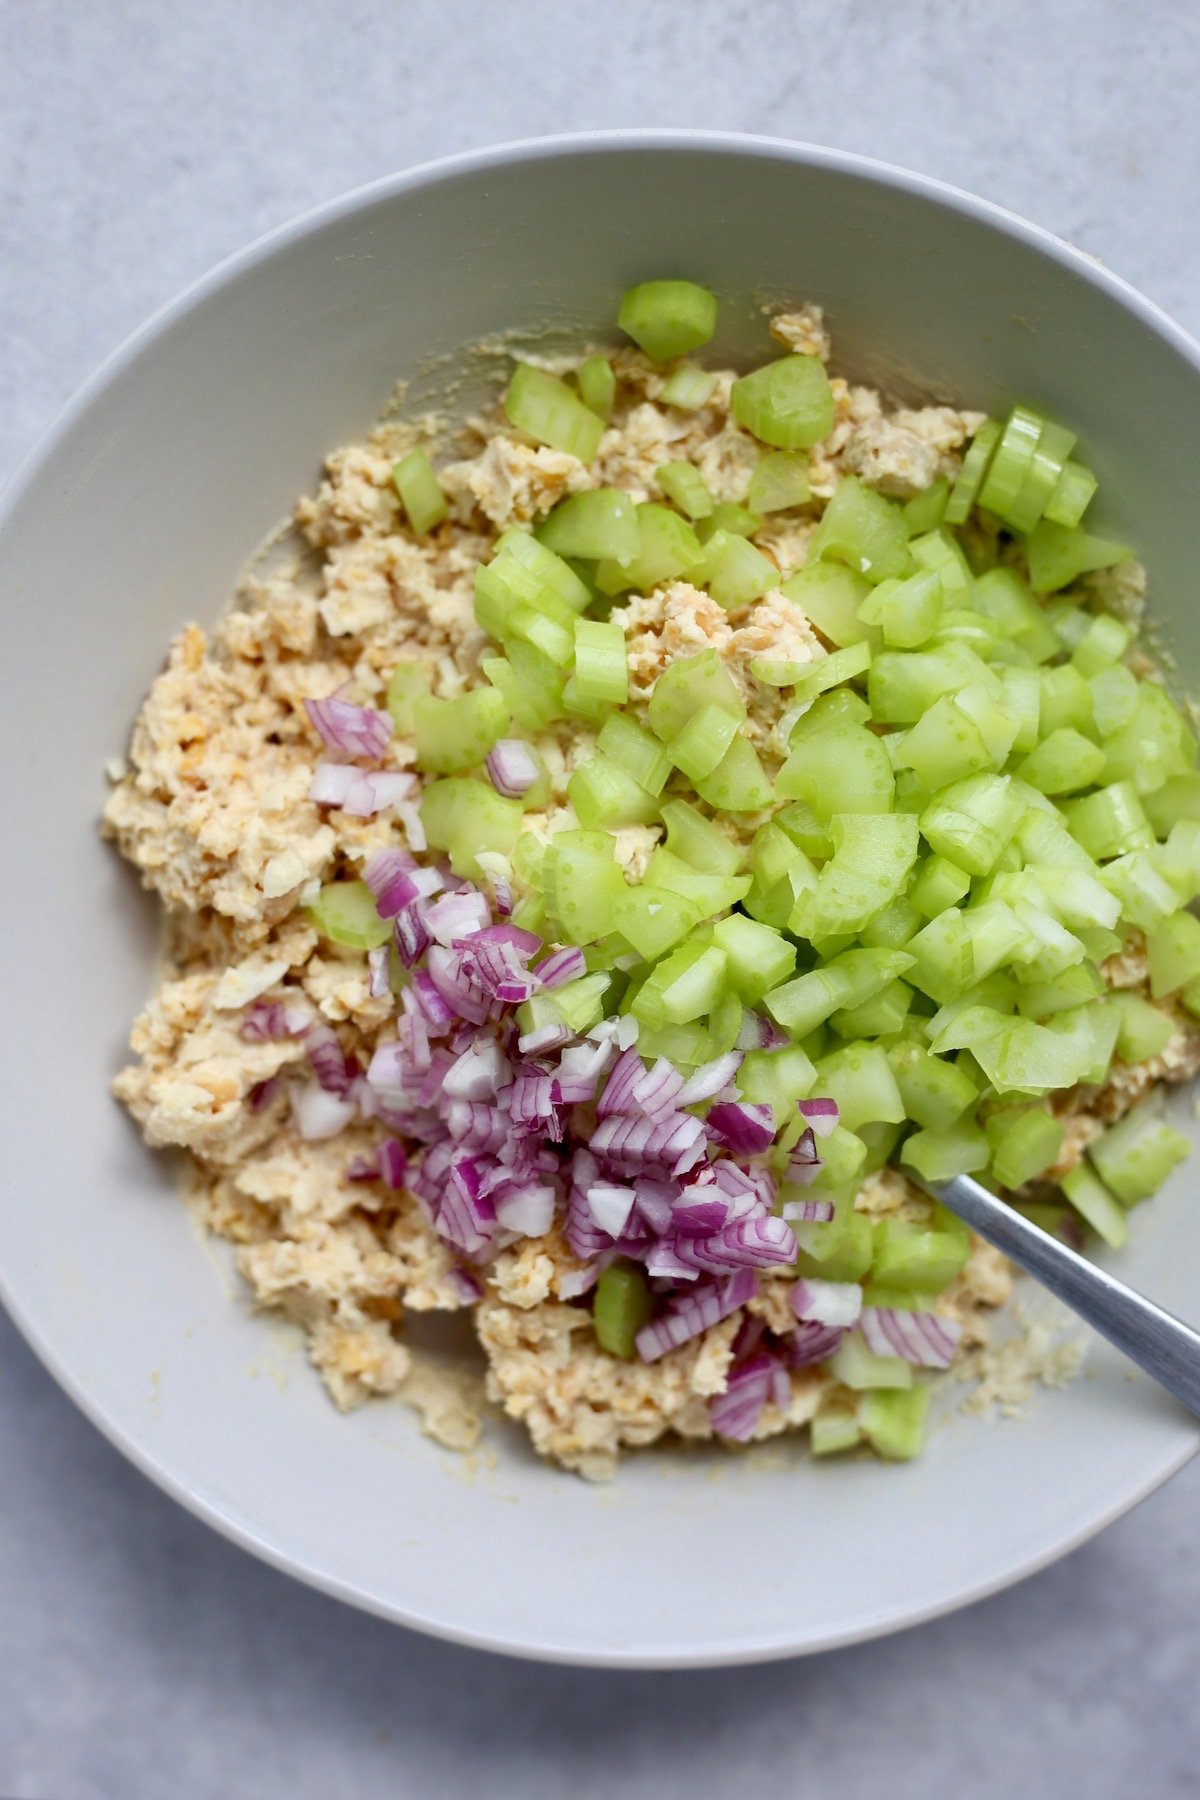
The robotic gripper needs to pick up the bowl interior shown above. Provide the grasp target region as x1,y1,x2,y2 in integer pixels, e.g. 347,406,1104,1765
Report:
1,135,1198,1666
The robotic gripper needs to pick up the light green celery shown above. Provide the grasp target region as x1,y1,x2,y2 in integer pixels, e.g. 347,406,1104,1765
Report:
1108,990,1174,1062
505,601,575,670
560,671,610,724
647,847,751,914
1154,820,1200,904
929,609,1002,656
887,1040,977,1130
305,880,393,951
775,717,894,818
392,448,448,534
576,354,616,421
1061,1163,1128,1246
859,1386,930,1459
550,971,612,1034
903,908,975,1005
631,942,728,1028
707,991,744,1056
808,1126,869,1190
541,834,628,944
976,406,1045,519
511,831,546,889
611,885,702,960
780,563,877,649
989,1108,1064,1188
419,777,523,881
973,567,1060,663
698,502,762,540
738,1042,815,1110
595,501,705,595
667,701,739,783
656,461,714,520
592,1261,652,1358
860,895,923,950
647,648,745,741
903,477,949,537
1043,459,1098,528
481,644,562,726
1100,851,1179,930
831,978,913,1038
944,418,1001,525
1089,1103,1191,1206
510,892,546,935
1019,727,1107,796
1145,909,1200,996
1043,598,1094,653
871,1213,971,1292
596,712,672,795
755,638,870,694
414,688,509,774
505,362,604,462
700,529,777,607
693,735,774,812
765,948,914,1037
791,812,919,938
1144,773,1200,836
494,527,594,611
567,754,660,830
573,619,628,708
1025,520,1132,594
1015,961,1104,1018
900,1117,990,1181
618,280,717,362
816,1043,906,1132
1071,612,1132,677
830,1333,913,1392
810,1409,863,1456
809,475,910,582
791,1210,873,1281
1102,682,1197,795
751,819,805,890
634,1019,715,1067
893,694,994,789
748,449,810,513
775,800,835,860
910,854,971,918
860,568,944,648
919,774,1025,877
539,490,639,562
731,354,835,450
474,545,566,639
1006,418,1078,534
384,661,430,732
660,361,717,409
907,527,974,608
867,644,994,724
660,797,744,874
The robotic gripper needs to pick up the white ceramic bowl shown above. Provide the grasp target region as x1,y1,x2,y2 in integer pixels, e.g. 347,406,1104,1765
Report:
3,132,1199,1668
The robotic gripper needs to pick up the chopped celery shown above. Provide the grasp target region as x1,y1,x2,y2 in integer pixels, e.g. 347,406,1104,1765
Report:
542,834,629,944
592,1260,653,1358
634,1019,715,1067
392,447,448,534
667,701,740,783
810,1409,863,1456
780,563,877,648
414,688,509,774
738,1041,815,1109
1144,772,1200,836
1088,664,1139,739
660,797,744,874
867,643,993,724
612,884,701,961
731,353,835,450
1007,418,1078,535
1061,1162,1128,1247
765,948,914,1037
776,717,894,819
809,1127,868,1190
792,1211,873,1281
573,619,628,708
1015,961,1105,1019
860,895,922,950
567,753,660,830
483,648,562,733
791,812,919,939
887,1041,977,1131
861,568,944,649
1102,682,1197,795
775,800,835,861
1071,612,1132,678
421,778,523,881
701,502,764,540
903,476,949,537
1044,459,1098,529
618,279,718,362
900,1117,990,1181
1099,851,1178,930
756,639,870,695
944,418,1001,526
1090,1103,1191,1205
647,847,751,913
831,978,913,1039
830,1332,913,1391
632,942,728,1028
305,880,393,951
989,1107,1064,1188
385,661,430,732
870,1214,971,1292
974,568,1060,663
494,527,594,611
512,831,546,889
893,693,997,789
859,1386,930,1460
1025,520,1132,594
577,354,616,422
1146,909,1200,996
708,990,744,1056
596,711,672,796
647,649,745,741
699,529,777,607
908,528,974,609
595,501,705,595
919,774,1025,877
748,449,810,513
660,361,717,409
505,362,604,463
910,854,971,919
816,1043,906,1132
1019,727,1106,796
505,601,575,670
656,461,714,520
539,490,639,562
693,735,774,812
809,475,910,582
977,405,1045,520
1108,991,1174,1063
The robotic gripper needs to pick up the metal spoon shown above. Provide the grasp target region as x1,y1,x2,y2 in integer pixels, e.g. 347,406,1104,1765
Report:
920,1170,1200,1418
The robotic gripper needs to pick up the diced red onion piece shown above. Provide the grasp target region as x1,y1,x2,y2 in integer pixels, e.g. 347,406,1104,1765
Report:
537,946,587,990
704,1101,776,1155
446,1265,484,1304
780,1197,835,1222
630,1057,685,1122
789,1278,862,1329
304,1019,354,1097
292,1081,358,1141
485,738,542,799
378,1139,408,1188
798,1097,839,1139
596,1045,645,1116
736,1010,788,1051
304,695,392,761
786,1321,845,1368
397,802,426,852
586,1183,636,1238
635,1269,758,1362
709,1352,775,1441
495,1184,556,1236
309,763,417,816
366,945,391,999
676,1051,744,1107
859,1307,962,1369
518,1021,573,1055
425,890,491,946
443,1039,511,1101
557,1263,599,1299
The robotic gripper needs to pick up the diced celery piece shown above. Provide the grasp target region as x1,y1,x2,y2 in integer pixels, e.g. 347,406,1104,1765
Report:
1088,664,1139,740
1102,681,1197,795
667,702,739,783
810,1409,863,1456
506,362,604,463
1019,727,1106,796
887,1040,978,1130
903,477,949,537
731,353,834,450
776,719,894,819
870,1213,971,1292
414,688,509,774
1071,612,1132,678
656,461,714,520
807,1127,869,1191
831,978,913,1038
977,405,1044,520
385,660,430,732
596,712,672,796
830,1332,913,1392
867,643,993,725
697,502,763,540
1044,598,1093,653
392,447,448,534
900,1117,990,1181
1015,961,1104,1019
989,1108,1064,1188
1044,459,1098,529
1144,772,1200,836
693,734,774,813
618,279,718,363
612,884,702,960
305,880,392,951
810,476,910,583
1157,820,1200,905
816,1043,906,1132
1025,521,1132,594
908,527,974,608
577,354,616,422
1146,909,1200,997
1061,1162,1127,1246
632,942,728,1028
919,774,1025,877
483,648,563,731
904,909,975,1005
506,600,575,669
973,567,1060,663
1006,418,1078,535
1108,990,1174,1063
707,990,744,1056
474,546,563,640
791,813,919,939
752,819,805,889
780,563,877,649
660,361,717,409
420,777,523,881
567,753,660,830
550,971,612,1034
766,948,913,1037
595,501,706,595
539,490,639,562
512,831,546,889
699,528,778,607
1099,851,1179,930
944,418,1001,526
910,854,971,918
863,568,944,649
495,526,594,612
792,1211,873,1281
573,619,628,708
648,649,746,741
893,694,993,789
748,449,810,513
647,847,751,914
542,835,629,944
860,895,923,950
859,1385,930,1459
738,1041,815,1109
592,1260,652,1358
660,798,744,875
633,1019,715,1067
755,639,869,695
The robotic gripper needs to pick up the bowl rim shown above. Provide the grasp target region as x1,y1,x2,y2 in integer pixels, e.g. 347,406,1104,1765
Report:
3,128,1200,1667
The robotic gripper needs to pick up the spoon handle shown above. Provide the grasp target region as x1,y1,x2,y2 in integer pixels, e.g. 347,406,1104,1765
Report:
929,1171,1200,1418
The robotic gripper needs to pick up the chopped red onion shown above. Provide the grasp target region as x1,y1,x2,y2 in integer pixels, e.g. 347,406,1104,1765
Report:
790,1278,862,1329
798,1097,839,1139
644,1240,700,1280
366,946,391,999
630,1057,685,1122
304,695,392,761
443,1039,511,1101
554,1037,616,1104
250,1075,281,1111
709,1352,776,1441
345,1151,380,1181
292,1082,358,1140
536,946,587,990
304,1019,355,1097
485,738,542,799
780,1197,835,1222
704,1101,776,1155
241,999,309,1042
786,1321,846,1368
362,846,416,897
517,1021,573,1055
736,1010,787,1051
859,1308,962,1369
596,1045,645,1116
447,1265,485,1304
676,1051,744,1107
308,762,417,816
495,1184,556,1236
729,1313,767,1361
635,1269,757,1362
557,1263,599,1300
425,890,491,946
585,1183,636,1238
378,1139,408,1188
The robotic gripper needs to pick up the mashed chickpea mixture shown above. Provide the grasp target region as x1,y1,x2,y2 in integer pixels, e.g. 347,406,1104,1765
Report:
104,287,1200,1479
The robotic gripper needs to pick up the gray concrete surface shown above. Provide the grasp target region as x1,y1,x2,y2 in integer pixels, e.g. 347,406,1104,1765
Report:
4,2,1200,1793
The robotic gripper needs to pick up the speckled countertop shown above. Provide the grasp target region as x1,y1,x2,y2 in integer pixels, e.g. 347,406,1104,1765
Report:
4,3,1200,1794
